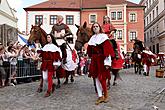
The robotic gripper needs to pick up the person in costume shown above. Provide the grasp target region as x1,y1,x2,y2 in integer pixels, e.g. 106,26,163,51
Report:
60,43,78,84
87,22,115,105
108,38,124,86
102,16,124,87
51,15,72,46
102,16,116,38
142,47,156,76
38,34,62,97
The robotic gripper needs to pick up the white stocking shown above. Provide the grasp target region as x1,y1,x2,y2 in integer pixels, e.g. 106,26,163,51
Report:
143,64,147,73
42,70,48,82
95,78,103,97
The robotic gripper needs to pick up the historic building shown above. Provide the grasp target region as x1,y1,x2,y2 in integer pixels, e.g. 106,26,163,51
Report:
24,0,145,53
0,0,18,46
140,0,165,53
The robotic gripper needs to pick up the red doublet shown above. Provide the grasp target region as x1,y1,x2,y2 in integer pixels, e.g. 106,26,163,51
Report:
40,51,61,72
141,52,152,66
87,40,115,81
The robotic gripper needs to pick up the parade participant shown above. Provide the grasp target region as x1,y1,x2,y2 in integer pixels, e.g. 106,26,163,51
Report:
102,16,116,38
108,38,124,86
60,43,78,84
39,34,62,97
51,15,72,46
87,22,115,105
102,16,124,87
142,47,155,76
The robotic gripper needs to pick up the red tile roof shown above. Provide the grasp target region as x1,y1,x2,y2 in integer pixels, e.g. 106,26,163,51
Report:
24,0,143,11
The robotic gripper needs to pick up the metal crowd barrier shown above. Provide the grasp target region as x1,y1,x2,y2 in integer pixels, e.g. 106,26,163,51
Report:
3,58,42,84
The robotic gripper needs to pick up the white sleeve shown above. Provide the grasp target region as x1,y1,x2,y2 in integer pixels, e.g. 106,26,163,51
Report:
53,60,61,66
104,55,111,66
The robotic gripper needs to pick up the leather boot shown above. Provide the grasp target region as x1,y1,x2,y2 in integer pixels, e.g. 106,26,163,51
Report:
95,96,104,105
104,91,109,103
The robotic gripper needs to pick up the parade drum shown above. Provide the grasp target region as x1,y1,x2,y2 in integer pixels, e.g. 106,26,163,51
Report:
155,69,164,78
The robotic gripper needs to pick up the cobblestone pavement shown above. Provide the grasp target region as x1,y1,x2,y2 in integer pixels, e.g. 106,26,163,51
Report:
0,66,165,110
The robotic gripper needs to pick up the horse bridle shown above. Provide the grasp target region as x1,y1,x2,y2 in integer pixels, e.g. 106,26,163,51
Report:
76,29,90,45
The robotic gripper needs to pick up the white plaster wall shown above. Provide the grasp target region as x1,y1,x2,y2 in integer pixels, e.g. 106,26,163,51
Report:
27,11,80,49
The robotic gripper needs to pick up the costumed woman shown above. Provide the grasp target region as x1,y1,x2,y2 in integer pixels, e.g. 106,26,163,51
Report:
37,34,62,97
87,22,115,105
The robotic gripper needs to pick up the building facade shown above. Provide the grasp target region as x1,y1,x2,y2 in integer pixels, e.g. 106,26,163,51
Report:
0,0,18,45
24,0,145,53
140,0,165,53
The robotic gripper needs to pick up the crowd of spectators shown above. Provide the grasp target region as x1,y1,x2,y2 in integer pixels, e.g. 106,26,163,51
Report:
0,41,41,87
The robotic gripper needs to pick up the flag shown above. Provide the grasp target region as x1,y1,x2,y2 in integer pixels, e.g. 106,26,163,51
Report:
18,34,35,48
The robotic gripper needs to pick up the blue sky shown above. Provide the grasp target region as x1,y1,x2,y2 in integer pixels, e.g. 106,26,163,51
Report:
8,0,141,32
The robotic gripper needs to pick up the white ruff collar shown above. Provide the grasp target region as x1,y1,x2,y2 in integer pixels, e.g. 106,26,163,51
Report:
42,43,60,52
88,33,109,46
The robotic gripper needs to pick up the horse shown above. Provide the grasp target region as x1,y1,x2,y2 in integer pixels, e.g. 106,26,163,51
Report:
75,21,92,52
131,39,144,74
28,24,72,91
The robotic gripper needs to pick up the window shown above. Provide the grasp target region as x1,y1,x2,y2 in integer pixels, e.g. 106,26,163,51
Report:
111,12,116,20
149,0,151,6
50,15,57,25
129,13,136,22
117,30,122,40
129,31,137,40
66,15,74,25
149,13,151,22
35,15,43,25
89,14,97,24
150,30,152,37
156,43,159,53
144,33,146,42
147,32,149,41
153,45,155,53
156,6,158,16
117,11,122,20
152,10,155,19
164,0,165,10
146,1,148,9
113,31,117,39
153,27,155,37
157,25,159,33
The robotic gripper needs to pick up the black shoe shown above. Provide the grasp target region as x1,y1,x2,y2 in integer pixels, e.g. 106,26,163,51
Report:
143,72,146,76
70,78,74,83
113,82,117,86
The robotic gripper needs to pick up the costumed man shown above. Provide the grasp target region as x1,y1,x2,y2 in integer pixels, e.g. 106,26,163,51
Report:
60,43,78,84
87,22,115,105
37,34,62,97
51,15,72,46
142,47,156,76
102,15,124,87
